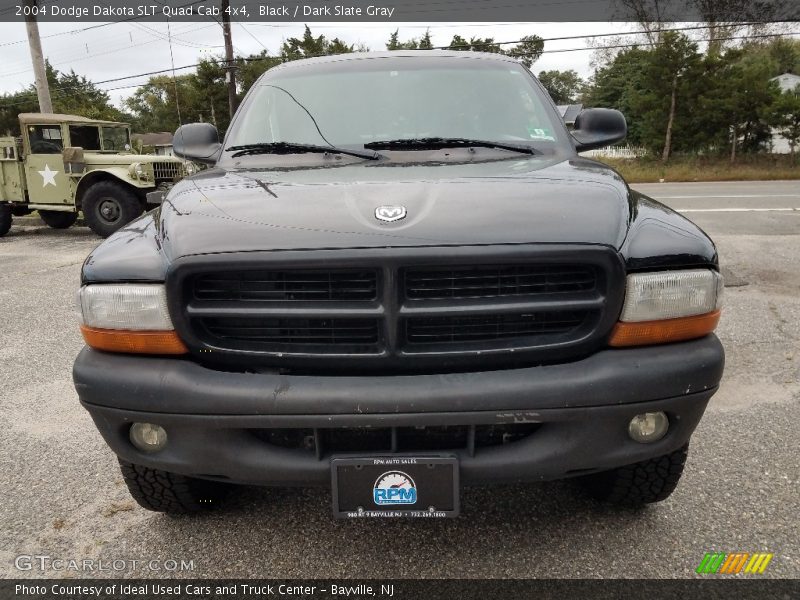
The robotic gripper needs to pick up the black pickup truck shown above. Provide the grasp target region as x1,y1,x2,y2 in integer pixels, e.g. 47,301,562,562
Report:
73,51,724,517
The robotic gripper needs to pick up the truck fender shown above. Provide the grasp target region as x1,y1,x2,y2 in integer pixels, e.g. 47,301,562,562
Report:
75,169,147,209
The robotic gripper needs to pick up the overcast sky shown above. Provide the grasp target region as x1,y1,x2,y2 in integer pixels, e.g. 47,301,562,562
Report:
0,21,640,108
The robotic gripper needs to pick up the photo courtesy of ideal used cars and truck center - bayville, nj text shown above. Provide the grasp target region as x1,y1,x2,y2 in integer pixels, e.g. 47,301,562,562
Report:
1,0,799,599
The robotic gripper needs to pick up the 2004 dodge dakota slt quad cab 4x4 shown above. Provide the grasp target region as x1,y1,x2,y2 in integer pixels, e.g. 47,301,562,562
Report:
73,51,724,517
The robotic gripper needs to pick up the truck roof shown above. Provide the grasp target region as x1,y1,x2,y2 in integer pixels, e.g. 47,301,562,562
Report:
18,113,128,127
268,50,521,73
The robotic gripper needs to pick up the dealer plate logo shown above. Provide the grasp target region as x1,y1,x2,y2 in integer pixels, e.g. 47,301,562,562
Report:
375,205,407,222
373,471,417,505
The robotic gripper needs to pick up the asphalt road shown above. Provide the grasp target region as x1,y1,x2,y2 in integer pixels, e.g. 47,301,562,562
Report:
0,181,798,579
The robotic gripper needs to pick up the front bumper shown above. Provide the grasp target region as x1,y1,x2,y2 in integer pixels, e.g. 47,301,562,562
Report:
74,336,724,486
145,190,166,205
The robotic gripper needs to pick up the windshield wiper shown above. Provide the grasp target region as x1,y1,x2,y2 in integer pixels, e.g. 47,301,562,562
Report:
226,142,382,160
363,137,539,155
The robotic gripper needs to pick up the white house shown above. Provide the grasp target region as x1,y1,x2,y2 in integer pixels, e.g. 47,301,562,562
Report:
770,73,800,154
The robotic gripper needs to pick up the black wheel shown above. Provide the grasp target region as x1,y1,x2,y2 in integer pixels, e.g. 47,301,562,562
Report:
82,181,143,238
11,206,32,217
0,204,11,237
579,444,689,506
118,459,230,514
39,210,78,229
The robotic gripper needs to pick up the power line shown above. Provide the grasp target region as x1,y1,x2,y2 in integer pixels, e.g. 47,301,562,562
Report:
238,23,269,51
0,0,209,48
0,28,797,111
0,22,218,77
0,20,775,80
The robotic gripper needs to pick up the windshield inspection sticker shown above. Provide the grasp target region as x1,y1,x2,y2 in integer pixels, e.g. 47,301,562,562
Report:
528,127,555,140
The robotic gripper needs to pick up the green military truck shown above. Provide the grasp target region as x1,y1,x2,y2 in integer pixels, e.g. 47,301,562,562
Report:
0,113,195,238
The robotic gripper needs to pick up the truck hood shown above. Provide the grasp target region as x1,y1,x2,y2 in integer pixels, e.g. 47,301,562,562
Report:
83,153,181,166
156,155,633,259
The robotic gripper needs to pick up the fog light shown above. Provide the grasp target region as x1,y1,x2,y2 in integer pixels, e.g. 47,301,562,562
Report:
129,423,168,453
628,412,669,443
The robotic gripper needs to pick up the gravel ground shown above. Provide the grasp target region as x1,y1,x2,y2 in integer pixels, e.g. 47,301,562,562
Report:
0,181,798,579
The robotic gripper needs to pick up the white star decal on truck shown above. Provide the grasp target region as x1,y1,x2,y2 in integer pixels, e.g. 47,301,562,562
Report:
38,164,58,187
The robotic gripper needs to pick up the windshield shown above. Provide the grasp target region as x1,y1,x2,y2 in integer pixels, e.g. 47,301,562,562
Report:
225,57,569,158
101,126,130,151
69,125,101,150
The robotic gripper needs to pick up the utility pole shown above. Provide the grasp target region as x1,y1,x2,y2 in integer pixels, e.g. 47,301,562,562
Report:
221,0,237,119
24,0,53,113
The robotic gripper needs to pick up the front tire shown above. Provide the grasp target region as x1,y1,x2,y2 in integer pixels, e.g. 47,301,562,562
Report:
579,444,689,506
118,459,229,514
82,181,143,238
39,210,78,229
0,204,11,237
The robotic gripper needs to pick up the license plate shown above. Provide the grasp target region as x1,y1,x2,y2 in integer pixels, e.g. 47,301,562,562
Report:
331,456,459,518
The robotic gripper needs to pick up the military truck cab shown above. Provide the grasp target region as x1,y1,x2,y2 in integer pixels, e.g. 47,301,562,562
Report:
0,113,195,238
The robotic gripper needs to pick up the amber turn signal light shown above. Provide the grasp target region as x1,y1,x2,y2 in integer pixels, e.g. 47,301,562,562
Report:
608,310,721,348
80,325,188,355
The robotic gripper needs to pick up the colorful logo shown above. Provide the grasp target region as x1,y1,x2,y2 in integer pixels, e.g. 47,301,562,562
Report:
373,471,417,505
696,552,774,575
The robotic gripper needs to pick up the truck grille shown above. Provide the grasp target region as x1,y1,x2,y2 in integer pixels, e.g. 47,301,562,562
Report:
170,247,624,372
202,317,380,352
254,423,540,458
404,264,595,300
153,161,184,181
405,311,587,344
194,270,378,302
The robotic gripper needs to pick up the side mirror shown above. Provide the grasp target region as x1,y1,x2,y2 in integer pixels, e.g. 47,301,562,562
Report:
570,108,627,153
173,123,222,165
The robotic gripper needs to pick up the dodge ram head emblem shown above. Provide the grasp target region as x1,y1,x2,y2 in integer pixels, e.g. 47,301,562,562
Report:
375,205,407,222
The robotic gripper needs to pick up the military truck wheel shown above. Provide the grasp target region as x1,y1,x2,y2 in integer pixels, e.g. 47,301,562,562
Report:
39,210,78,229
11,206,32,217
579,444,689,506
118,459,230,514
0,205,11,237
83,181,143,238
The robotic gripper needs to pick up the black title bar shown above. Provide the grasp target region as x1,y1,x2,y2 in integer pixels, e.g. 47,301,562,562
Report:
3,579,800,600
2,0,799,23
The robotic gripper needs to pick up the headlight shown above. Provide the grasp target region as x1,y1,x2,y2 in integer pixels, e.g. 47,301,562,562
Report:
610,269,723,347
620,269,723,322
77,284,187,354
184,161,197,175
128,162,151,181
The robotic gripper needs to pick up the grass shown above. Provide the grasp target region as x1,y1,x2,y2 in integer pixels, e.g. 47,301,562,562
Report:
598,155,800,183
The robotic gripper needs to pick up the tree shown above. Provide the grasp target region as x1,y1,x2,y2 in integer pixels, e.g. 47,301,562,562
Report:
584,33,709,158
770,85,800,161
537,70,584,104
448,35,503,54
583,47,652,146
124,27,357,136
281,25,357,60
386,29,432,50
712,49,782,161
385,30,543,67
507,36,545,68
0,61,126,136
237,52,282,92
125,74,196,134
628,32,702,161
